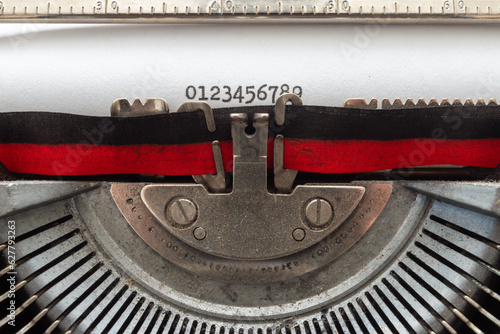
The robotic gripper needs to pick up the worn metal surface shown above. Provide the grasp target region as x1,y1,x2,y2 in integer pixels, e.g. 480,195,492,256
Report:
177,101,216,132
304,198,334,227
0,180,499,333
140,183,367,260
1,0,500,22
168,198,199,226
274,93,303,127
0,181,98,218
192,141,227,193
177,101,226,193
110,98,169,116
273,94,300,193
343,98,378,109
405,182,500,218
1,180,499,333
343,97,499,110
111,180,392,283
273,134,298,193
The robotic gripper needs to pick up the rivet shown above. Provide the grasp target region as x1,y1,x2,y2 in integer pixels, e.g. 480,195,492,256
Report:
293,228,306,241
193,227,207,240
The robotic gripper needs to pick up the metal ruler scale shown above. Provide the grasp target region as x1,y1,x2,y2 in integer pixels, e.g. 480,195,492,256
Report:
0,0,500,21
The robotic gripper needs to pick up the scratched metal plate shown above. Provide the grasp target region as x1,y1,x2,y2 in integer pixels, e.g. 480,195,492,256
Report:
1,180,499,332
0,0,499,22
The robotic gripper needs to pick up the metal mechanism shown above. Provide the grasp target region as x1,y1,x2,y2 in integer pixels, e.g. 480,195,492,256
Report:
115,113,389,262
1,180,499,333
304,198,334,228
273,134,298,193
1,0,500,22
274,93,303,127
110,180,391,283
177,101,216,132
405,182,500,218
176,101,226,193
343,97,499,109
274,94,302,193
1,100,499,333
342,98,378,109
191,141,227,193
110,98,169,116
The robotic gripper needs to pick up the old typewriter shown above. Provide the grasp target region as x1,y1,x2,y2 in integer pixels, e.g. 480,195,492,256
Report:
1,3,499,334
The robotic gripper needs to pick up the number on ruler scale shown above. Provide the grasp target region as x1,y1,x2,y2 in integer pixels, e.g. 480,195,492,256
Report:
342,0,349,10
0,0,497,18
327,0,335,11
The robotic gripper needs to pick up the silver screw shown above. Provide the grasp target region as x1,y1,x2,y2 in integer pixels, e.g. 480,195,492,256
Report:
292,228,305,241
193,227,207,240
168,198,198,226
305,198,333,228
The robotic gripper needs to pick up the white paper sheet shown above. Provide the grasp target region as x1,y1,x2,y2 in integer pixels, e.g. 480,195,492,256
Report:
0,23,499,115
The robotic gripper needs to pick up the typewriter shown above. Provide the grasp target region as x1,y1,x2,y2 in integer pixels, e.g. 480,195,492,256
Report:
0,3,499,334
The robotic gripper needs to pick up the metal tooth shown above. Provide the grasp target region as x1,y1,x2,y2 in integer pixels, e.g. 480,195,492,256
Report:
416,99,428,107
429,99,439,106
364,98,377,109
381,99,407,109
404,99,416,108
381,99,392,109
354,98,496,109
110,98,169,117
464,99,475,106
392,99,404,108
342,98,377,109
476,99,486,106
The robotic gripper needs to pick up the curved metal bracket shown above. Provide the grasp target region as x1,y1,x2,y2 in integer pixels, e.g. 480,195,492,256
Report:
177,101,216,132
274,134,298,193
274,93,303,127
177,101,224,191
192,141,226,193
274,93,302,192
